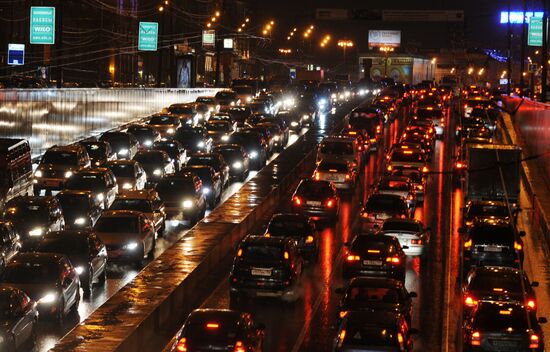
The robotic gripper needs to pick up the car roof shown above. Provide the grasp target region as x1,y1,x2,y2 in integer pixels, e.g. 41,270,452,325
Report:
345,310,402,327
6,195,54,206
44,229,95,240
349,277,404,289
100,210,143,218
107,159,138,166
117,189,156,200
45,144,82,153
242,235,290,247
9,252,64,265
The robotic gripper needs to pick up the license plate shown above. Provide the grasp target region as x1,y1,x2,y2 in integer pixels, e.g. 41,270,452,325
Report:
363,260,382,266
485,245,502,252
376,213,390,220
44,180,60,187
306,201,322,206
327,175,339,181
251,268,272,277
491,340,517,348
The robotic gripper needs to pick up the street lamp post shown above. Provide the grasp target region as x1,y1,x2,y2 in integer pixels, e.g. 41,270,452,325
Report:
379,46,394,78
338,40,354,78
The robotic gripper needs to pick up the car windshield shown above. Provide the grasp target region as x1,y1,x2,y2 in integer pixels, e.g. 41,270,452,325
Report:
365,196,406,213
382,221,421,233
128,127,154,138
134,152,163,165
469,270,522,293
207,122,231,131
391,151,423,163
36,237,88,255
216,91,237,99
95,217,139,233
347,286,401,304
66,174,104,191
2,263,59,284
184,317,239,345
42,151,78,165
268,218,309,237
297,181,333,197
318,162,348,173
233,86,255,95
156,179,195,198
216,149,240,160
343,325,399,347
168,105,194,114
83,143,106,158
108,164,135,178
378,179,409,191
176,131,202,142
230,134,259,146
57,194,90,212
241,244,283,264
149,115,179,125
183,168,211,182
468,204,509,218
4,204,48,223
101,134,128,149
196,98,214,104
320,142,354,155
188,157,218,169
111,199,151,212
473,304,530,330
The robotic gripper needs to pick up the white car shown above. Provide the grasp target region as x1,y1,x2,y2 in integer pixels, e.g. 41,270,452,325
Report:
380,218,429,257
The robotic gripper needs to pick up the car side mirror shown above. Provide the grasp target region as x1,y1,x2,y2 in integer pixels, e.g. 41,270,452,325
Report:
538,317,548,324
408,292,418,298
519,231,526,237
532,281,540,287
335,287,346,294
402,245,409,250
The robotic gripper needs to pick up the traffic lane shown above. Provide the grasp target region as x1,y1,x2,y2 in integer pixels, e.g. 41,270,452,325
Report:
33,128,307,352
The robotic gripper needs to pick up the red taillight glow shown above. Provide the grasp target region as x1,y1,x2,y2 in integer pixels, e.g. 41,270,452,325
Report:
176,337,188,352
326,199,335,208
293,196,302,206
345,174,351,180
206,323,219,329
471,331,481,346
386,256,401,264
527,299,536,309
530,334,540,348
514,241,523,251
346,255,360,262
234,341,246,352
314,172,320,181
456,162,464,169
464,295,478,307
411,239,423,245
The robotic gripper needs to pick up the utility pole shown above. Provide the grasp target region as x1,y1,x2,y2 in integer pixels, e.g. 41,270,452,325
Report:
519,0,527,95
214,0,226,87
542,0,549,102
156,8,165,88
507,0,512,95
56,0,64,88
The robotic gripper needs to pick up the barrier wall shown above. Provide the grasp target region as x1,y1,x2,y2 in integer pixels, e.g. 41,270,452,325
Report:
0,88,219,157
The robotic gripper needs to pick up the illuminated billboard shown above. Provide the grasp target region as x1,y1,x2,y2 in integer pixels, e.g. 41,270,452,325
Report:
500,11,544,24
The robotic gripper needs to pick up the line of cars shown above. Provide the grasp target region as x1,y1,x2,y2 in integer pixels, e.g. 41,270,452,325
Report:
454,87,547,352
0,86,315,351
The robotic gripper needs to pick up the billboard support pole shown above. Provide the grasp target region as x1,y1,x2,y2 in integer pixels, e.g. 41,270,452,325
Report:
542,1,549,102
507,0,513,95
519,0,527,95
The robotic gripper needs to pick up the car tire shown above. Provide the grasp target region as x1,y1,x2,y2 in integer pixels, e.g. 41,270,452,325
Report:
71,290,80,316
83,269,93,297
158,223,166,237
98,266,107,284
147,238,156,260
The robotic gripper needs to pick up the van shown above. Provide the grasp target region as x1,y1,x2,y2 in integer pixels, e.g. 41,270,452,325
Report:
0,139,33,210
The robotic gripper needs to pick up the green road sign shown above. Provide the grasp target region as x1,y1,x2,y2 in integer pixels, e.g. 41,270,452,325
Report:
30,7,55,45
138,22,159,51
528,17,543,46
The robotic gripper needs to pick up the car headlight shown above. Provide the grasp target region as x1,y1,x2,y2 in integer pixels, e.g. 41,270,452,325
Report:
208,107,214,112
274,135,280,141
182,200,193,209
331,93,337,99
64,171,73,178
29,227,44,237
96,193,105,202
302,114,310,120
232,161,243,169
34,170,43,178
74,266,85,275
203,187,211,195
291,121,299,127
123,242,139,251
119,149,129,156
74,217,86,225
122,182,133,190
246,96,252,102
230,101,236,106
318,98,327,106
153,169,162,176
38,292,57,304
249,151,258,159
144,140,153,147
197,141,205,148
221,135,230,142
167,128,175,134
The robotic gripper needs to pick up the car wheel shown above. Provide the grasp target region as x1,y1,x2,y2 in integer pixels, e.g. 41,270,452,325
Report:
71,290,80,315
83,269,93,297
147,238,156,260
98,266,107,284
158,223,166,237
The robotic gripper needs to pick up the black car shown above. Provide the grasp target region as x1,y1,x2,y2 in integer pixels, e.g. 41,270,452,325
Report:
174,126,213,153
180,165,222,209
0,253,80,323
65,168,119,209
152,140,187,172
155,174,207,225
463,200,512,228
169,309,265,352
0,221,20,271
257,116,289,146
56,190,102,229
187,153,230,189
333,310,415,352
0,285,38,351
223,106,253,128
290,179,340,223
127,124,161,149
3,196,65,247
265,213,318,260
229,131,268,170
80,140,116,167
463,223,524,272
337,277,416,324
33,230,107,296
99,131,139,160
277,110,307,131
343,234,407,281
133,149,175,183
230,235,304,302
213,144,250,181
463,301,546,352
360,193,411,231
463,266,538,314
243,125,274,156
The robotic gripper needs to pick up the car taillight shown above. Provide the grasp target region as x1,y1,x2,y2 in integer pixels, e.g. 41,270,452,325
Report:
346,254,360,262
400,214,407,219
527,299,536,309
456,162,464,169
530,334,540,348
464,295,478,307
234,341,246,352
376,126,381,133
417,185,423,191
176,337,188,352
305,235,314,244
357,145,363,151
326,199,335,208
387,165,393,171
464,239,472,249
514,241,523,251
408,195,414,200
422,166,428,173
386,256,401,264
471,331,481,346
293,196,302,206
314,172,320,181
411,239,423,245
345,174,351,180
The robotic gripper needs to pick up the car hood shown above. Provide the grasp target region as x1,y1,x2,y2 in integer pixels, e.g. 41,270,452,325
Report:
96,232,141,245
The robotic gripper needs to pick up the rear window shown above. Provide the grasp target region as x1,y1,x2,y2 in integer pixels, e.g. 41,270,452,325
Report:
241,245,283,264
347,287,401,304
42,151,78,165
470,226,515,245
365,196,406,213
378,179,409,191
268,218,309,237
467,204,509,218
469,270,522,293
320,141,354,155
318,162,348,173
184,317,239,345
352,237,393,254
382,221,421,233
473,304,530,330
296,181,333,197
391,151,423,163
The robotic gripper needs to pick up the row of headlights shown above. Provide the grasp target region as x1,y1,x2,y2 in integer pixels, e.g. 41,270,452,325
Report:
34,170,73,179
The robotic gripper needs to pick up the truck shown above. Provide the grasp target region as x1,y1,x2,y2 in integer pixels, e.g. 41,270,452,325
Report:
464,144,522,206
